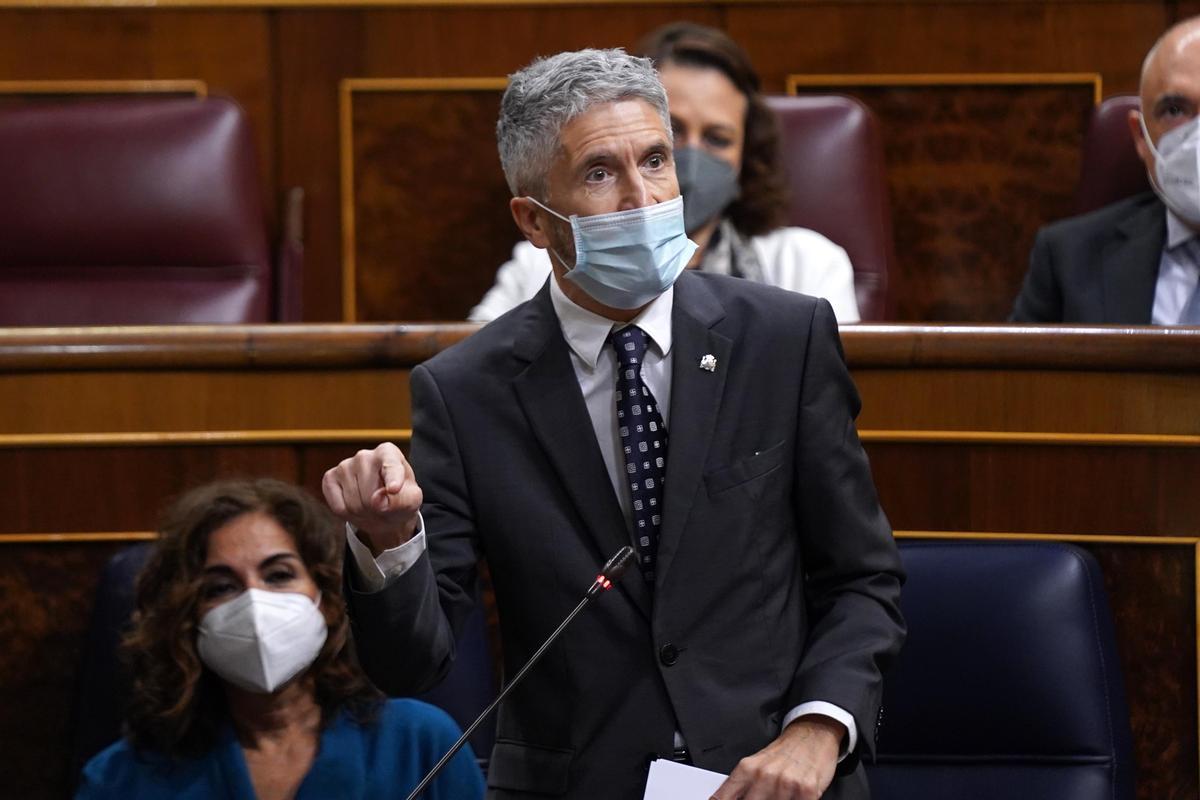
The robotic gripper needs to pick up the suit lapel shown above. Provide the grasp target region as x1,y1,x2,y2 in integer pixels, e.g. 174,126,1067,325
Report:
655,273,730,588
1101,197,1166,324
511,287,652,619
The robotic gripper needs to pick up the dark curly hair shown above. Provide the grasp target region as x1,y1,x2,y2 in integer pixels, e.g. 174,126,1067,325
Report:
636,22,790,237
122,478,382,758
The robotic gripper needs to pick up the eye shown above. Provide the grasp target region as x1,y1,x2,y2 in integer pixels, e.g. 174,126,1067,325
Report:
1157,99,1195,121
704,131,734,150
265,566,297,585
644,153,667,170
585,167,610,183
201,580,237,601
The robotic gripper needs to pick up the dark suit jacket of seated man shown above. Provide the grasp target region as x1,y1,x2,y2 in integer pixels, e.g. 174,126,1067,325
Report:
1010,191,1166,323
324,48,906,800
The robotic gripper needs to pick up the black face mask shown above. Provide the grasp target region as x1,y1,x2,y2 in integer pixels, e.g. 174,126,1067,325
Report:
674,147,740,234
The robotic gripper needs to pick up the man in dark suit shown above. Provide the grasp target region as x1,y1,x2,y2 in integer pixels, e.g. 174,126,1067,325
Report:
323,48,904,800
1011,192,1164,323
1012,17,1200,324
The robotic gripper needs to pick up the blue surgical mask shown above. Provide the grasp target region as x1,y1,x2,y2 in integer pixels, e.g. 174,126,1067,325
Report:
527,195,698,309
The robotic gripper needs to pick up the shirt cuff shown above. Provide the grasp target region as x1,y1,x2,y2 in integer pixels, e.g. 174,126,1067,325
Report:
344,513,427,593
782,701,857,763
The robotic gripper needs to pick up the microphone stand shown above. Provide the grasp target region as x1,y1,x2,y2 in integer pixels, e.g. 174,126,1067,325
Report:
404,546,636,800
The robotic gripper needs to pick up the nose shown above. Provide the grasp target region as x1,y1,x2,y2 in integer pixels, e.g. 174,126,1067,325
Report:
616,169,654,211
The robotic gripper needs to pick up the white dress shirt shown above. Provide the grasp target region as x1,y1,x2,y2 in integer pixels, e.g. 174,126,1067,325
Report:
347,272,857,757
1152,209,1200,324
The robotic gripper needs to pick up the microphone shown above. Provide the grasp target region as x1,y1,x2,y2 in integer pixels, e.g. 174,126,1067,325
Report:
586,544,637,598
404,545,635,800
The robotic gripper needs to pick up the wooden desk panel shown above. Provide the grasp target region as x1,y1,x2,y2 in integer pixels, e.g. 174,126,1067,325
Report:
0,324,1196,799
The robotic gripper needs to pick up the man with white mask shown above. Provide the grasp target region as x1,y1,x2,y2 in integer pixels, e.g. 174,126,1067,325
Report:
324,48,904,800
1012,17,1200,323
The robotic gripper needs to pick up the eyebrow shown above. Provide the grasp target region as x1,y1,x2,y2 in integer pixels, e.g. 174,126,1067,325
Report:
575,139,673,171
202,552,300,576
576,148,617,170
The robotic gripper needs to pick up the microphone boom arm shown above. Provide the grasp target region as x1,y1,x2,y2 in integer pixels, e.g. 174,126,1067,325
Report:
404,545,635,800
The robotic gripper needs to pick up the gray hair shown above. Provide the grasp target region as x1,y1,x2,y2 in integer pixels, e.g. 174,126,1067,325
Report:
496,48,671,197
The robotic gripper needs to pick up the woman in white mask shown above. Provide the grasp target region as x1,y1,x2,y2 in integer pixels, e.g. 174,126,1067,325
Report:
77,479,484,800
469,22,860,324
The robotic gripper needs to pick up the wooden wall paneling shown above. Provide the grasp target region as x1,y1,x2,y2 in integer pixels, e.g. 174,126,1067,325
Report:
786,75,1098,321
725,2,1168,94
0,369,412,434
0,445,302,534
868,442,1200,536
344,80,512,321
0,10,278,226
0,541,134,800
276,10,369,323
853,368,1200,434
351,7,724,77
0,440,410,535
1087,541,1198,800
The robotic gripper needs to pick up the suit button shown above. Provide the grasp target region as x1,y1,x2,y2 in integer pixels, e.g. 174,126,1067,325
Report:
659,644,679,666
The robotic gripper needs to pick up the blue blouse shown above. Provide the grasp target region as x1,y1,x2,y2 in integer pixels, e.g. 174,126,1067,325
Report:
77,698,484,799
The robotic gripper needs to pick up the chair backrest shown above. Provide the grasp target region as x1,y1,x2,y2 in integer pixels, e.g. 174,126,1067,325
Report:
868,541,1135,800
415,602,498,767
765,94,897,321
0,96,277,325
1073,94,1151,215
69,543,152,784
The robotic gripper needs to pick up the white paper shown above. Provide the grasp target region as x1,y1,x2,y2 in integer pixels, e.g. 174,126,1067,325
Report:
643,758,727,799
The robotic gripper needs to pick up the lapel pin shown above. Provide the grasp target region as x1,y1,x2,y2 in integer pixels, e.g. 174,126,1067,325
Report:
699,354,717,372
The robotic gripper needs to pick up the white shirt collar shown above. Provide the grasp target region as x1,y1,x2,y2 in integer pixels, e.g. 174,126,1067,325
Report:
548,271,674,371
1165,207,1199,250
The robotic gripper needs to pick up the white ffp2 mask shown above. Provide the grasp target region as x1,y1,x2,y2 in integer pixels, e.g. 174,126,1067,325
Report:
1141,113,1200,227
197,588,328,694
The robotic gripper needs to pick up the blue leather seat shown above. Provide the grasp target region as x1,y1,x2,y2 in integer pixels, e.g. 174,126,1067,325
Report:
868,541,1135,800
69,543,152,782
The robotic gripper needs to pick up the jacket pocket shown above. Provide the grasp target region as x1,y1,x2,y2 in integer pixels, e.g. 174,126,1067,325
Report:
486,739,574,795
703,439,786,496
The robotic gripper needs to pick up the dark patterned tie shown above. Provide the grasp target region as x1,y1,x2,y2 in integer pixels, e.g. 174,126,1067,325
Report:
611,325,668,583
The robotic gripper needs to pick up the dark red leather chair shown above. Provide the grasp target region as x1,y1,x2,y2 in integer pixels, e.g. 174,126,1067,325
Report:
0,96,302,325
1072,94,1151,215
766,95,897,321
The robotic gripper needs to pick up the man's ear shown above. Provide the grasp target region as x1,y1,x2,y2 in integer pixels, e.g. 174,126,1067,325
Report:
1128,108,1154,174
510,197,553,249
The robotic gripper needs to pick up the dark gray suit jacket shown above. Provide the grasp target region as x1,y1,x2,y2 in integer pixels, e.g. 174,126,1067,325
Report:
1011,192,1166,323
348,270,905,799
